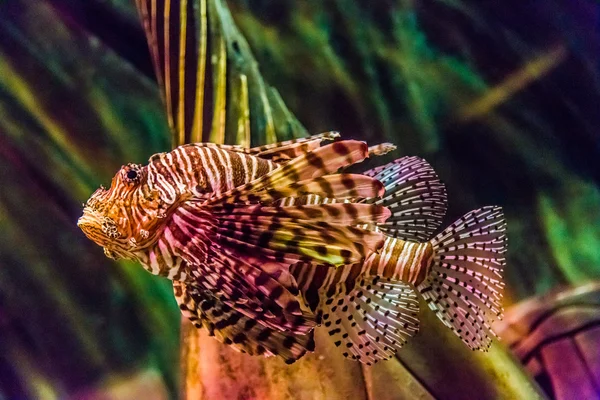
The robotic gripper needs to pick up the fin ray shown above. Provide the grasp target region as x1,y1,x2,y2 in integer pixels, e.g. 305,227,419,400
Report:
246,131,340,161
417,206,507,350
188,251,314,333
174,282,315,363
177,200,387,266
234,174,385,204
319,272,420,365
366,156,448,242
207,140,371,205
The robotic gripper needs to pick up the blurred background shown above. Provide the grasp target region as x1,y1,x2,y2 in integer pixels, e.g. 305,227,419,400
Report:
0,0,599,398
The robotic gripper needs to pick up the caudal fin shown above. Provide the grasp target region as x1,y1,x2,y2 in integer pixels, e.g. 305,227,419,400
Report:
417,206,507,350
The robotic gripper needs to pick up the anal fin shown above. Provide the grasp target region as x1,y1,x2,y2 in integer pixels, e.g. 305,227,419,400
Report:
319,273,419,365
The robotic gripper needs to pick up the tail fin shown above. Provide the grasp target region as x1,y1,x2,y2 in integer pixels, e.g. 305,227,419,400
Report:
417,206,507,350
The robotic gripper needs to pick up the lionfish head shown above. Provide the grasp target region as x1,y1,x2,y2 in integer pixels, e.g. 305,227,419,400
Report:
78,163,164,260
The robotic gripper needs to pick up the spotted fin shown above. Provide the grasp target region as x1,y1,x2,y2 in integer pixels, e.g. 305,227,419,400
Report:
417,206,507,350
320,272,420,365
176,199,387,266
184,131,341,162
245,131,340,162
220,173,385,204
208,203,390,227
176,245,315,334
207,140,372,205
165,207,316,333
174,282,315,363
365,156,448,242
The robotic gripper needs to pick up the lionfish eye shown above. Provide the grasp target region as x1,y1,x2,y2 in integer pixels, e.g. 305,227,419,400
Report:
123,164,142,184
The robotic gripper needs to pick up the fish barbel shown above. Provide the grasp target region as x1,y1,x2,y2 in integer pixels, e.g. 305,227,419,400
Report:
79,132,507,364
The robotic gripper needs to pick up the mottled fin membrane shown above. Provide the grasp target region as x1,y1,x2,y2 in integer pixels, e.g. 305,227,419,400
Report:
365,156,448,242
320,273,419,365
170,199,386,331
187,132,342,161
417,206,507,351
209,202,389,224
196,141,389,266
246,131,341,162
168,223,315,334
178,201,387,267
207,140,372,205
206,250,314,332
209,199,389,266
167,204,316,332
174,282,315,364
221,174,385,204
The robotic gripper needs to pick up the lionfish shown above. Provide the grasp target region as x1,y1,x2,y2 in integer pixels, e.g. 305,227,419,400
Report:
78,132,506,365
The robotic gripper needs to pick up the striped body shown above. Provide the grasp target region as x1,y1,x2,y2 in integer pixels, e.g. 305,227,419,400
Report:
362,238,433,285
291,237,433,311
148,145,277,202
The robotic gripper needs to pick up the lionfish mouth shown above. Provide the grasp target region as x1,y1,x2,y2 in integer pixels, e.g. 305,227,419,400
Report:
77,208,109,245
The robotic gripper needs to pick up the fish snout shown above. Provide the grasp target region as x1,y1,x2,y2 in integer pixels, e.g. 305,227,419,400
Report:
77,209,114,244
